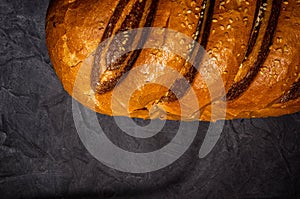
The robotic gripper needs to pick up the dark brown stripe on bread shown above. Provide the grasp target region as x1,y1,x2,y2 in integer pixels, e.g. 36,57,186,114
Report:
106,0,148,71
226,0,282,101
280,79,300,103
101,0,131,41
91,0,158,94
162,0,215,102
198,0,215,49
243,0,265,59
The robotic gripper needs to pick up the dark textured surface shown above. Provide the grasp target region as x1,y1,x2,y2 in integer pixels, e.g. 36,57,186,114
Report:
0,1,300,199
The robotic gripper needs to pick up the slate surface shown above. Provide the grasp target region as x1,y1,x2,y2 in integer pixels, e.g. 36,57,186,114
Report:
0,0,300,198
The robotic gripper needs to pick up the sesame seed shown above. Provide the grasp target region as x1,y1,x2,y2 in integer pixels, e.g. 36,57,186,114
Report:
243,16,248,21
190,0,196,7
284,45,288,52
119,46,125,51
260,71,264,75
274,59,280,64
276,48,283,53
276,37,283,43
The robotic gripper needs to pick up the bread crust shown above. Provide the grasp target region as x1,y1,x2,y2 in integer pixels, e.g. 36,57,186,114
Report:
46,0,300,121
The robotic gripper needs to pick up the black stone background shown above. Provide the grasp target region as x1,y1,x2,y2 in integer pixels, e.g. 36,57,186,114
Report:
0,0,300,198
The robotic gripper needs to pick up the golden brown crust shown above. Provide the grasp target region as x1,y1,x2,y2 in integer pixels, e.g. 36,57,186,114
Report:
46,0,300,121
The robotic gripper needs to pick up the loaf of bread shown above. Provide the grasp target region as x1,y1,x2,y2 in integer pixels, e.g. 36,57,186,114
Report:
46,0,300,121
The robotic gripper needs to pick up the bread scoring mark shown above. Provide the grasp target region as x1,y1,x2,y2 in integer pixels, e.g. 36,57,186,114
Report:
161,0,215,102
197,0,215,49
91,0,158,94
226,0,282,101
91,0,131,83
101,0,131,41
280,78,300,103
106,0,147,71
243,0,266,59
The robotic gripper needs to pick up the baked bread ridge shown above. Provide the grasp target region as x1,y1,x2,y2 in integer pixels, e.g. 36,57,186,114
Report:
46,0,300,121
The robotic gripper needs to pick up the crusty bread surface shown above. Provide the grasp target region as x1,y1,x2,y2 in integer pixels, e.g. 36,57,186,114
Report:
46,0,300,121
